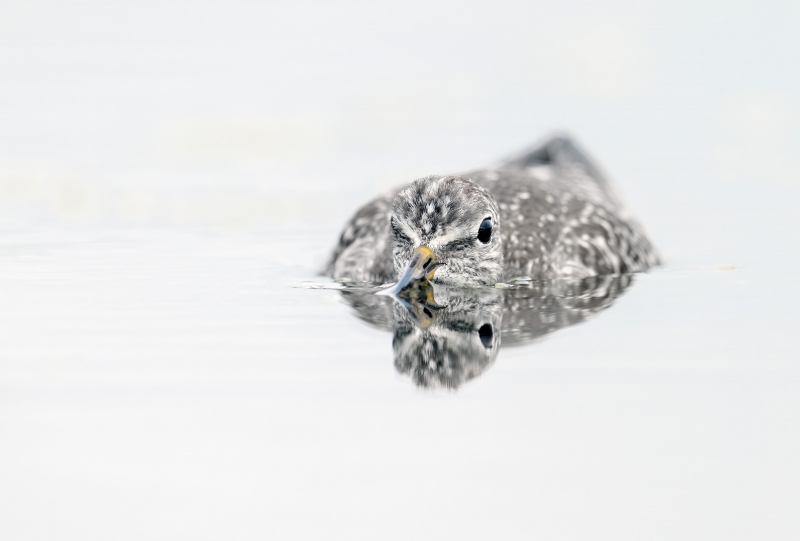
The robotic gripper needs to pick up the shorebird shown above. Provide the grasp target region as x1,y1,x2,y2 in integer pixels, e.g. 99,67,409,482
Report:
324,135,659,289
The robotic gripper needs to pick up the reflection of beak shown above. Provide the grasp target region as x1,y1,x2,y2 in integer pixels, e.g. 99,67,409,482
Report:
392,279,444,330
385,245,441,295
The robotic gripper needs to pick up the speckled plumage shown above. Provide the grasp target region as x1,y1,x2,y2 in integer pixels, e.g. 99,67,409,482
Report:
324,135,659,285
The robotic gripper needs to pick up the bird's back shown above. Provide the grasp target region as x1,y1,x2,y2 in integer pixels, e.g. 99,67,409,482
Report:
465,135,659,279
324,135,659,283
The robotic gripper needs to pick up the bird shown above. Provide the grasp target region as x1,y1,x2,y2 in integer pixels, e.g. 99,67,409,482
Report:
323,135,659,288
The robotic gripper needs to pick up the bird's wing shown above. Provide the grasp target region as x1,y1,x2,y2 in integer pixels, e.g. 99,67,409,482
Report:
497,133,628,208
498,134,605,182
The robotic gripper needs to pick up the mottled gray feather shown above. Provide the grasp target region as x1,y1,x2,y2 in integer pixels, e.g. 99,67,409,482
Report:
324,134,659,284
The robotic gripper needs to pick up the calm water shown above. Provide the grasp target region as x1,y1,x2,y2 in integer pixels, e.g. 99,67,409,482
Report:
1,224,798,539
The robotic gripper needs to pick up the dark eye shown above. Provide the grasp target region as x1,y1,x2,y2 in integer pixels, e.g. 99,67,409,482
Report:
477,217,492,243
478,324,493,348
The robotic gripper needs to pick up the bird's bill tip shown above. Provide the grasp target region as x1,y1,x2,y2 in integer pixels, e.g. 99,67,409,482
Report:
385,245,438,295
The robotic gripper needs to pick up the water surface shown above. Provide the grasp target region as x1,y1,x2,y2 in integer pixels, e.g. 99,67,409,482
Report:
1,225,797,539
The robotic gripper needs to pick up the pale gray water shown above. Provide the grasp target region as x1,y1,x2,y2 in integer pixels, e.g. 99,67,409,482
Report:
1,220,798,539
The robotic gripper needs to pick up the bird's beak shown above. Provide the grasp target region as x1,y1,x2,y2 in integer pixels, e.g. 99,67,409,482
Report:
385,245,441,295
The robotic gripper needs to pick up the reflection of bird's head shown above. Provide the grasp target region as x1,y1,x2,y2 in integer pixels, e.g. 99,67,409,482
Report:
389,176,504,287
392,286,503,389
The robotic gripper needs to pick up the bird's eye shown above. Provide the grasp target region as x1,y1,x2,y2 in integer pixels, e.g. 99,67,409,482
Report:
477,217,492,243
478,324,493,348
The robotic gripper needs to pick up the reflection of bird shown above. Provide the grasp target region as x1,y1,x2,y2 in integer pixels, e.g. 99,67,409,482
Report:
339,274,633,389
391,285,503,389
324,135,659,287
498,274,634,346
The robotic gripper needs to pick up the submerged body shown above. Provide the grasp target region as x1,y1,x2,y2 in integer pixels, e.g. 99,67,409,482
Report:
324,135,659,286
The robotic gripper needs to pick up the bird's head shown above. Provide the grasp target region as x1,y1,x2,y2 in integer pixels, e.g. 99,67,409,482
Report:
388,176,504,288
